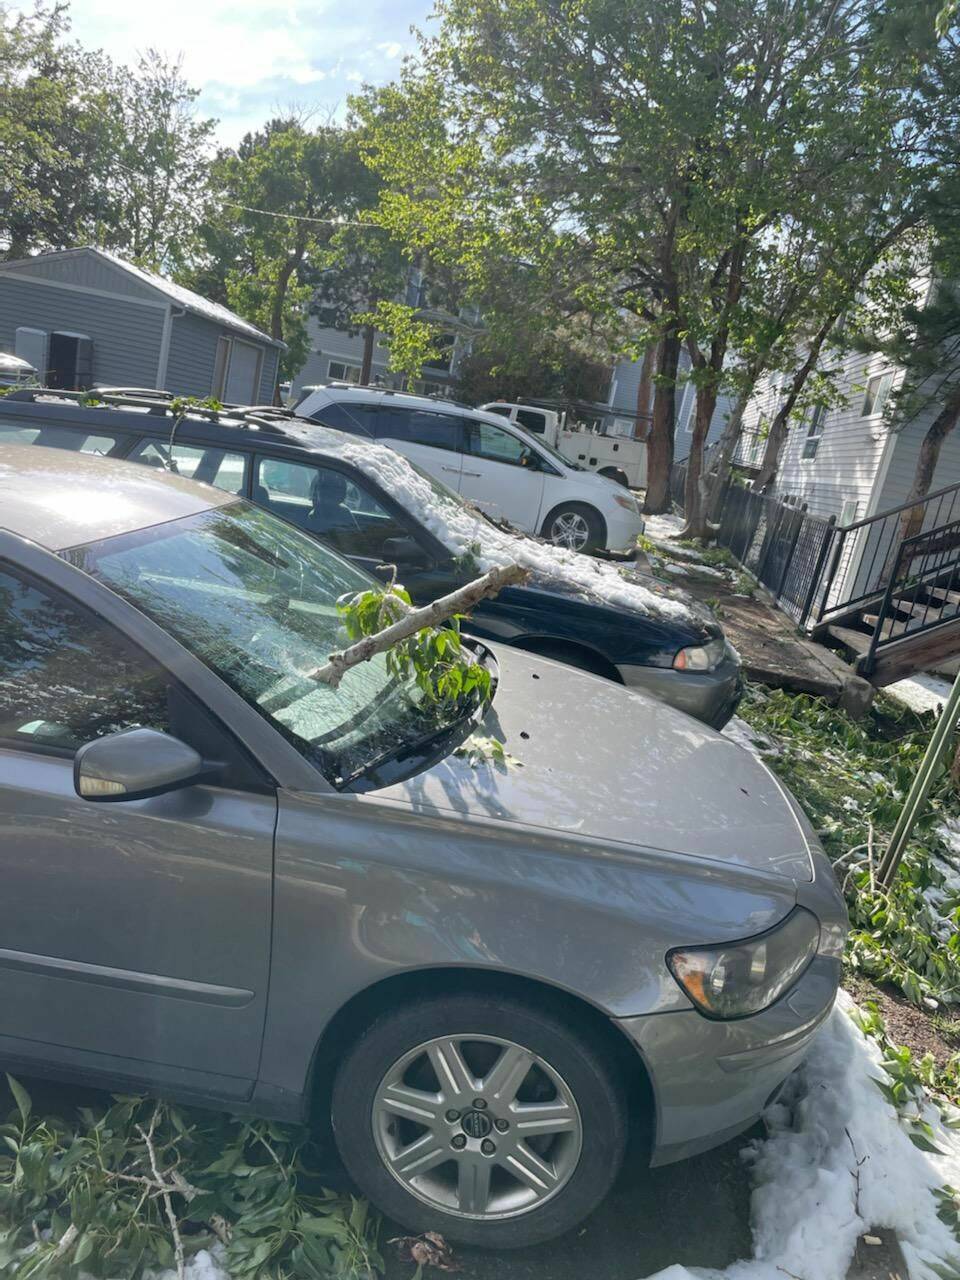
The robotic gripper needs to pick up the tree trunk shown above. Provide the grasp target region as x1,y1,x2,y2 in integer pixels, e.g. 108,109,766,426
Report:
635,342,656,439
898,390,960,544
705,390,749,522
682,387,720,540
643,332,681,513
359,325,376,386
753,316,836,493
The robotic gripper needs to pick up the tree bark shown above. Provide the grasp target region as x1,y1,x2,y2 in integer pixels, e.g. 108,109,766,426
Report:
643,332,681,513
705,389,749,522
634,342,657,440
753,315,836,493
359,325,376,386
682,386,720,540
898,389,960,544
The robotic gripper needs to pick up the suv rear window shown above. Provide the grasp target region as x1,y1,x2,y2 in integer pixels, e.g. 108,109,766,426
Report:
0,421,122,455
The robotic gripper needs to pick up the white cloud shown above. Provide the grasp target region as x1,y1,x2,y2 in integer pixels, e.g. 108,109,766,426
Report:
49,0,428,143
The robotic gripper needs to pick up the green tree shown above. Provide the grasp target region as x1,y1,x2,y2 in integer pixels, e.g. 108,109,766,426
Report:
184,120,373,379
452,335,609,406
0,3,114,258
357,0,947,535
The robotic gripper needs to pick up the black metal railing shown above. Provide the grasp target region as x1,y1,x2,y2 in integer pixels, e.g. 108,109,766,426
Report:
860,517,960,674
813,478,960,627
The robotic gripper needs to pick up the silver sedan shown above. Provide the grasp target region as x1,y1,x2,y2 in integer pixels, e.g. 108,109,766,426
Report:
0,445,847,1248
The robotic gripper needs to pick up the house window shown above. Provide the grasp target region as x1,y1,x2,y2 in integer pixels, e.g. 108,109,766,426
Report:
861,371,894,417
839,499,859,527
328,360,362,384
802,404,826,459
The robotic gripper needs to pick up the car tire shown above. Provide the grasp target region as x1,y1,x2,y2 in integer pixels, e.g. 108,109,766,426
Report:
541,503,606,552
330,993,628,1249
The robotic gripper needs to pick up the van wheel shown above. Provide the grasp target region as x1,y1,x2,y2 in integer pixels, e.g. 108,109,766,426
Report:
331,993,627,1248
541,504,605,552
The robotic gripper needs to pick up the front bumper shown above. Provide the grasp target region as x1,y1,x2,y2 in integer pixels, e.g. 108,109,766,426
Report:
616,954,840,1166
603,504,645,552
617,652,744,728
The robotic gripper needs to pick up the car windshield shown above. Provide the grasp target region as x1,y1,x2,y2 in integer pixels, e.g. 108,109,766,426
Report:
66,501,480,787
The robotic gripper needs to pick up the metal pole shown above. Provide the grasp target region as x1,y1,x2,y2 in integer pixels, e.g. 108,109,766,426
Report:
878,665,960,887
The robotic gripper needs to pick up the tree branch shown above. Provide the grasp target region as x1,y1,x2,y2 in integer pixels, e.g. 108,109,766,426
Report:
310,563,530,688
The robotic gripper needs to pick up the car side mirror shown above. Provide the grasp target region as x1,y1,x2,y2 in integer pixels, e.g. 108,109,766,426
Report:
380,535,430,568
74,727,208,802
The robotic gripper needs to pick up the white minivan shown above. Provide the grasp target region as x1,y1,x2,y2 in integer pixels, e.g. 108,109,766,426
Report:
294,386,645,553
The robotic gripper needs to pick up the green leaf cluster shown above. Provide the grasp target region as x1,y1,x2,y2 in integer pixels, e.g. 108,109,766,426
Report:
337,584,491,708
0,1079,381,1279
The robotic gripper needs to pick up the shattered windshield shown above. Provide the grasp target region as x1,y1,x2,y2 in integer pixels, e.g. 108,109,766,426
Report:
66,502,474,787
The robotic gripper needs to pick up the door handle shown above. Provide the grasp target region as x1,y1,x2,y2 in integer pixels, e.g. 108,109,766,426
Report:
441,465,459,473
462,470,481,478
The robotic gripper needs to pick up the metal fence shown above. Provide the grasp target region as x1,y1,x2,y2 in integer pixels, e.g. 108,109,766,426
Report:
665,465,836,626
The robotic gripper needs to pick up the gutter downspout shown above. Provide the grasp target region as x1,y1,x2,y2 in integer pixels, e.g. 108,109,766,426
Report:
156,305,185,391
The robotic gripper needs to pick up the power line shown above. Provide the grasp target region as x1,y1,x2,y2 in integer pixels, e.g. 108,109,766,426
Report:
222,201,384,229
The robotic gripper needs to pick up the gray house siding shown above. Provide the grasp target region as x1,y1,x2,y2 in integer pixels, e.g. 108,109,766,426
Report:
166,311,221,396
167,312,281,401
291,319,394,398
0,276,165,387
0,253,158,303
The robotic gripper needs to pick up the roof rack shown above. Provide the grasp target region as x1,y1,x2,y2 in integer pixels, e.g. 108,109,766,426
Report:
1,386,302,436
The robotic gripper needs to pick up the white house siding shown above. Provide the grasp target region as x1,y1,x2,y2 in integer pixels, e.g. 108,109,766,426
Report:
0,276,165,387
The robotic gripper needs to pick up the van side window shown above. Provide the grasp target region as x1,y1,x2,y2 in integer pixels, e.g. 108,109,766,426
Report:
465,420,535,468
374,408,464,453
309,402,376,436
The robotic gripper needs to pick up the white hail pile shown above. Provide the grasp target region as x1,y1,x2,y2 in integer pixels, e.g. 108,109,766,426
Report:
328,434,695,623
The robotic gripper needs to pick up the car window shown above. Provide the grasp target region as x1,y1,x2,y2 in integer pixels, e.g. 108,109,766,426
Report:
374,407,464,453
0,566,172,753
129,440,248,494
484,404,511,417
465,420,537,468
253,455,422,560
0,421,122,455
309,401,377,436
516,408,547,434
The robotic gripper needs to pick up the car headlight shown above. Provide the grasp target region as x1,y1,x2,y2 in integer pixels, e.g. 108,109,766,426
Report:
612,493,639,513
667,908,820,1020
673,636,726,671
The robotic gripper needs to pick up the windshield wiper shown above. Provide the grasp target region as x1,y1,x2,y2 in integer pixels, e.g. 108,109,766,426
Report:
337,688,486,792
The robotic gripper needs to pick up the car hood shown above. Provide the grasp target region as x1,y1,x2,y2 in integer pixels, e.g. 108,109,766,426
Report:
376,645,812,882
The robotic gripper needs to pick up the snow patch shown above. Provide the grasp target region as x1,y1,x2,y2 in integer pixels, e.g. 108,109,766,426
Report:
886,673,954,716
289,426,698,623
645,993,960,1280
644,512,687,542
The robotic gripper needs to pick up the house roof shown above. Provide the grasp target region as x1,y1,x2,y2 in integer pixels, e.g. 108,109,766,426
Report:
0,247,285,349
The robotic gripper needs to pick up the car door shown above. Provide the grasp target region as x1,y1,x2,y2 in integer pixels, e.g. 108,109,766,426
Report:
0,563,274,1097
373,407,466,490
459,417,547,532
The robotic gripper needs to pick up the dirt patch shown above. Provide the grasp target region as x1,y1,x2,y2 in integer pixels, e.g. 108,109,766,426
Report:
844,972,958,1069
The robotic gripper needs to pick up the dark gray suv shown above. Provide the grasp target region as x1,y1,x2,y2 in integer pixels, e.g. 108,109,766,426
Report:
0,445,846,1247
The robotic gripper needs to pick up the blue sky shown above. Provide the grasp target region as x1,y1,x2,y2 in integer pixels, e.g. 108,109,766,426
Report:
62,0,435,144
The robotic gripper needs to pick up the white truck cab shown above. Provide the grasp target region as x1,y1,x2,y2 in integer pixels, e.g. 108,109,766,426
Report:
482,401,647,490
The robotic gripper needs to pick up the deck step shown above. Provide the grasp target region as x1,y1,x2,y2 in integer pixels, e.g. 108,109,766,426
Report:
827,624,871,654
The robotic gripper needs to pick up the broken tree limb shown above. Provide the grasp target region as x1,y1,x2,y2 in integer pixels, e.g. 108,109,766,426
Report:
311,562,529,688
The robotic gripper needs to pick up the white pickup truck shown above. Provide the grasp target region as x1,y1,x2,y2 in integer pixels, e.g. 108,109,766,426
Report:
482,401,647,490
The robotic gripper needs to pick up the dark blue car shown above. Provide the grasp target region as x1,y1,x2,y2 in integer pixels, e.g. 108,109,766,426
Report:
0,391,742,725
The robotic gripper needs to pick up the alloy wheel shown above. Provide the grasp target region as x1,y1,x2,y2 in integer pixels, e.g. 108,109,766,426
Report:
549,511,590,550
372,1033,583,1221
